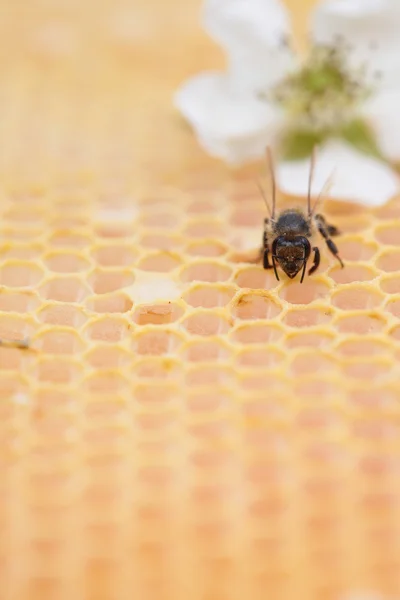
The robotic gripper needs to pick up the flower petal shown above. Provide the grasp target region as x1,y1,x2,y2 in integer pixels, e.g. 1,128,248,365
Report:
203,0,294,95
312,0,400,89
363,90,400,161
174,72,284,164
277,140,399,206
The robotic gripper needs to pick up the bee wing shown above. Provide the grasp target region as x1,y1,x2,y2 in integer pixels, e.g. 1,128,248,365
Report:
310,170,336,216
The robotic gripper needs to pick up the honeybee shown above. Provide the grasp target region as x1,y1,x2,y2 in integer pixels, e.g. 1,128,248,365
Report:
258,147,344,283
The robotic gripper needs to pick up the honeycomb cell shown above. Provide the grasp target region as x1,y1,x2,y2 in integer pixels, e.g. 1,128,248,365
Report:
0,314,34,342
91,244,137,267
280,279,331,305
232,293,281,320
135,357,181,380
186,240,228,257
290,352,336,376
183,285,235,309
0,291,39,313
338,238,378,261
48,232,90,248
384,298,400,319
237,346,285,368
374,222,400,245
85,371,127,394
380,274,400,295
39,277,90,303
44,251,91,273
230,206,263,227
133,303,183,325
137,252,182,272
180,262,232,283
286,331,335,349
182,339,231,362
89,269,134,294
185,365,233,386
37,358,81,384
86,346,132,369
86,293,133,314
284,307,332,328
328,264,378,284
139,233,183,251
333,312,386,334
35,330,83,354
132,329,183,356
37,303,87,327
231,323,284,344
2,242,44,260
341,359,392,381
84,317,129,343
184,219,224,238
0,261,44,287
336,337,389,357
331,286,383,310
235,266,278,290
182,312,231,336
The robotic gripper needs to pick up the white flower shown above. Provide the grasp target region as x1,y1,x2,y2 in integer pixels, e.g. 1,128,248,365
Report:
174,0,400,206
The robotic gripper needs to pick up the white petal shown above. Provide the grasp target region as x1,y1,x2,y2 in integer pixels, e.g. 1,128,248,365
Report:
203,0,294,95
174,72,284,164
363,90,400,161
312,0,400,89
277,140,399,207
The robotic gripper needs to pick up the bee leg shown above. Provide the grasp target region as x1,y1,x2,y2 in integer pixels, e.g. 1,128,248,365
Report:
314,214,344,268
262,219,274,270
308,247,320,275
271,254,280,281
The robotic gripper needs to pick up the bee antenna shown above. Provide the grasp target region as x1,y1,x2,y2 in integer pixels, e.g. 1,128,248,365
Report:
307,146,316,216
256,181,272,218
266,146,276,219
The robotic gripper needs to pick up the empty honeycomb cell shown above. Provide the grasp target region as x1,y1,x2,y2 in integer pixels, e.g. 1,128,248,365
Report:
89,269,134,294
380,274,400,295
290,352,336,376
139,233,183,250
231,323,284,344
134,384,179,407
133,303,183,325
237,346,285,368
37,358,81,384
230,206,264,227
0,313,34,341
328,264,378,284
234,266,278,290
0,290,39,313
86,346,131,369
44,251,91,273
35,329,83,354
374,222,400,245
280,279,331,305
284,307,333,328
388,325,400,340
86,293,133,314
0,345,29,371
135,357,181,380
334,312,386,334
132,329,183,356
185,365,233,386
84,317,129,343
140,210,181,229
48,231,90,248
377,249,400,273
39,276,90,302
186,240,228,257
184,219,225,238
180,261,232,283
233,293,281,320
338,238,378,261
329,214,372,233
182,311,231,336
137,252,182,272
1,242,44,260
182,339,231,363
286,331,335,349
4,206,45,224
294,378,336,399
85,371,128,394
183,284,235,309
331,286,384,310
91,244,137,267
336,337,390,357
0,260,44,287
37,303,87,327
384,298,400,318
342,359,392,382
187,198,216,214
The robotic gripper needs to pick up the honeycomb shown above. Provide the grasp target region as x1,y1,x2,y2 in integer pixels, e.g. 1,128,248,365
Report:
1,1,400,600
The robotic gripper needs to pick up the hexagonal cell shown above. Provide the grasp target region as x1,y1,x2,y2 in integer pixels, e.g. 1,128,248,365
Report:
334,312,386,334
347,387,398,409
374,222,400,245
376,249,400,273
389,325,400,340
336,337,389,357
383,298,400,318
37,358,81,384
182,339,231,362
187,198,216,215
183,284,235,309
185,240,227,258
0,261,44,287
136,252,182,273
39,277,90,303
0,314,34,342
84,317,129,343
182,312,231,336
134,383,178,406
329,214,372,234
37,303,87,327
132,329,183,356
85,371,127,394
35,330,83,354
337,238,377,261
89,269,134,294
184,219,224,238
380,274,400,295
2,243,44,260
0,346,30,371
341,359,391,380
91,244,137,267
235,266,278,290
231,323,284,344
237,346,284,368
86,346,131,369
180,262,232,283
286,331,335,349
140,210,181,229
328,264,378,284
284,307,332,328
4,207,44,224
49,232,90,248
230,206,263,227
0,291,39,314
279,279,331,305
86,293,133,314
44,251,91,274
135,357,181,380
232,293,281,320
133,303,183,325
185,365,233,387
290,352,336,376
139,233,183,251
294,378,336,399
331,286,383,310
